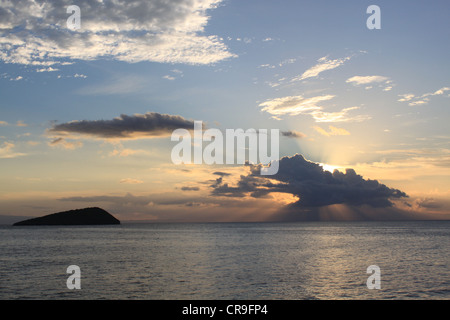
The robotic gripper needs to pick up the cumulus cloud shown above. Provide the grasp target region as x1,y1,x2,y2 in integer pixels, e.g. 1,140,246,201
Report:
0,0,235,66
259,95,370,122
281,130,307,138
48,112,195,140
211,154,408,209
292,55,352,81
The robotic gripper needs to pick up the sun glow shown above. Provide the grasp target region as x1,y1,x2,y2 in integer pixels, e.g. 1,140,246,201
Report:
320,163,341,173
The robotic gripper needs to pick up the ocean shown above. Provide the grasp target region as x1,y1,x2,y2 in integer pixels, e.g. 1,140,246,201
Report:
0,221,448,300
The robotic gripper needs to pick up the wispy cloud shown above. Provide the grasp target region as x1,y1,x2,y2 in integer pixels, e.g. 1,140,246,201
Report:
120,178,144,184
292,55,352,82
48,137,83,150
0,141,26,158
310,107,371,123
163,75,176,81
78,75,148,95
278,58,297,67
346,75,389,85
313,125,350,137
398,87,450,106
109,148,151,157
346,75,394,91
259,94,333,116
16,120,27,127
259,95,370,122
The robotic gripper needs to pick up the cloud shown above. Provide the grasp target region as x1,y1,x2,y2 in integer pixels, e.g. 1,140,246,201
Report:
163,69,184,81
78,74,149,95
313,125,350,137
181,186,200,191
258,64,275,69
292,55,352,81
163,75,176,81
16,120,27,127
346,75,389,85
259,95,370,122
281,130,307,138
398,87,450,106
259,94,333,116
278,58,296,67
346,75,393,91
48,137,83,149
211,154,408,209
408,100,428,106
0,0,235,66
431,87,450,95
212,171,232,177
36,67,59,73
0,141,26,158
48,112,195,140
398,94,415,102
120,178,144,184
310,107,371,123
109,148,151,157
0,121,8,126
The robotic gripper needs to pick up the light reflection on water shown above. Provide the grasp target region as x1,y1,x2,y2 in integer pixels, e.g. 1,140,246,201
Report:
0,221,448,299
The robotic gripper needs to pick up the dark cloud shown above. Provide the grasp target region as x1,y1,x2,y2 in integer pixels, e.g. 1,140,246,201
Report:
212,171,232,176
211,154,408,208
281,130,307,138
414,198,441,209
48,112,194,139
49,137,64,145
181,186,200,191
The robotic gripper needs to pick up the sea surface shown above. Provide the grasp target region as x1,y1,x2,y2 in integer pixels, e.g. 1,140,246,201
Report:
0,221,449,300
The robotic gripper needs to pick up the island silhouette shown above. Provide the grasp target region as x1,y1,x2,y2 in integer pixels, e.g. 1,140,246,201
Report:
12,207,120,226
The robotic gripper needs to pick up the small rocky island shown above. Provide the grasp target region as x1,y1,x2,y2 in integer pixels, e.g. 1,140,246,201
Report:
13,207,120,226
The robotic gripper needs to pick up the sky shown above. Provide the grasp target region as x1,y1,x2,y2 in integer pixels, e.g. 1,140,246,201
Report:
0,0,449,223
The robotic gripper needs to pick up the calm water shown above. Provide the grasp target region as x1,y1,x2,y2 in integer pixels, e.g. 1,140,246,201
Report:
0,221,448,300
